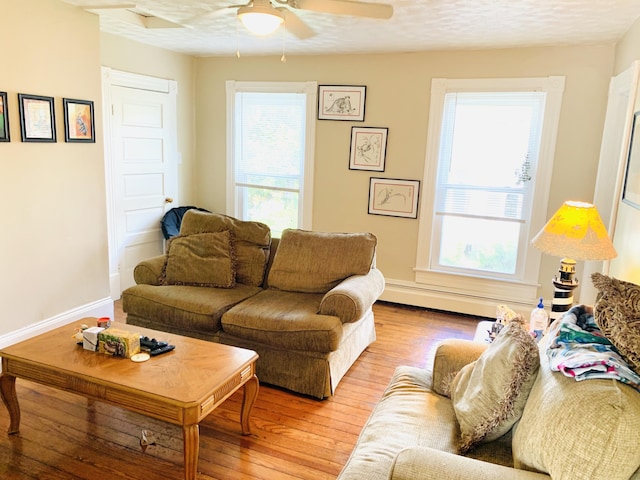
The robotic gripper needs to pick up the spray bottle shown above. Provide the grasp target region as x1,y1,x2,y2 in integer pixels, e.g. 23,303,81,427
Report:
529,297,549,342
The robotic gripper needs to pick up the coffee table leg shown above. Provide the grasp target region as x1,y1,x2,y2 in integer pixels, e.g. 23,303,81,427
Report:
0,374,20,435
183,424,199,480
241,374,259,435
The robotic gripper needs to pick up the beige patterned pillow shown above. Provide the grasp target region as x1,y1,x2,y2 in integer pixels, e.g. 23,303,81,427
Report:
450,318,540,453
162,231,236,288
591,272,640,374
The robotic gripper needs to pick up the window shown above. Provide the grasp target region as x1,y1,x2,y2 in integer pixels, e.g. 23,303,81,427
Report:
226,81,317,237
432,91,544,278
414,77,565,312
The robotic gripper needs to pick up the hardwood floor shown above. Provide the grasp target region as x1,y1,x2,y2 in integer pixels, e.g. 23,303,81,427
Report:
0,301,481,480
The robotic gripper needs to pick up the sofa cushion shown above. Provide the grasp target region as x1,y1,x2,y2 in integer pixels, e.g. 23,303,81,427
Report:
221,289,343,352
512,328,640,480
267,229,377,294
450,318,539,453
162,231,236,288
121,283,262,334
591,272,640,374
180,210,271,287
337,365,514,480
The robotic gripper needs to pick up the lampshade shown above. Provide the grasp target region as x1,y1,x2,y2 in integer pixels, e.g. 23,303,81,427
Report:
238,5,284,36
531,200,617,261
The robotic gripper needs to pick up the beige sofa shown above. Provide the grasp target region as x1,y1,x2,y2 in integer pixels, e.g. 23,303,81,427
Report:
121,210,385,399
338,313,640,480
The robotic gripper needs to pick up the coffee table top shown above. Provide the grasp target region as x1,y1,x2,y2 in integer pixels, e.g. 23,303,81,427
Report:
0,318,258,405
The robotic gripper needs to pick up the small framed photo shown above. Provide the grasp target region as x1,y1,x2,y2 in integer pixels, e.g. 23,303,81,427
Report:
18,93,56,142
368,177,420,219
318,85,366,121
63,98,95,143
349,126,388,171
0,91,9,142
623,111,640,210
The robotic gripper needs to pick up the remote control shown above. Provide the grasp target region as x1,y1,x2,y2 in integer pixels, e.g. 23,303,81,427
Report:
150,344,175,356
140,336,168,352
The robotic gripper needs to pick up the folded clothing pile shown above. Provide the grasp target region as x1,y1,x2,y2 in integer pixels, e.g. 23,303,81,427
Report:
547,304,640,391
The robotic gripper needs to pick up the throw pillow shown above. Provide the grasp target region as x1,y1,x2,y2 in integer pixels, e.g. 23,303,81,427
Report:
180,210,271,287
450,317,540,453
591,272,640,374
162,230,236,288
267,229,377,293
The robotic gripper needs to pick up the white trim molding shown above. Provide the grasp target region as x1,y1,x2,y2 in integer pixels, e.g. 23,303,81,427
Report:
412,75,565,316
101,67,178,300
380,276,538,319
0,297,114,350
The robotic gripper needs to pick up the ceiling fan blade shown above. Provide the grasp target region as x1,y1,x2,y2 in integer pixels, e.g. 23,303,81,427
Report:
182,4,242,26
281,9,316,39
282,0,393,19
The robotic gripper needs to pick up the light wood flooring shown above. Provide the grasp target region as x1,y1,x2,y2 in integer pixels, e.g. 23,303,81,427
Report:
0,301,481,479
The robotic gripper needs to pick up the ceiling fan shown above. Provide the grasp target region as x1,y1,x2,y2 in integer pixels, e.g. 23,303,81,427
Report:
187,0,394,39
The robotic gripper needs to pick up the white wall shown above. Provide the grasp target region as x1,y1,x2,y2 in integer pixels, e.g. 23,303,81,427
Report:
194,45,615,312
2,0,638,343
1,0,111,340
609,17,640,285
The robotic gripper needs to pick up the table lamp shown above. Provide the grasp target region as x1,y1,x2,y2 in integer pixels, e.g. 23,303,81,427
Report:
531,200,617,321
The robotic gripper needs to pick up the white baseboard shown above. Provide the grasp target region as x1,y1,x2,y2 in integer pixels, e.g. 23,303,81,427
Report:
0,297,115,349
380,278,534,320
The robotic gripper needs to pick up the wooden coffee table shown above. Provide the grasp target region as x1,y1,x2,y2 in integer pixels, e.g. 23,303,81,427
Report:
0,318,259,480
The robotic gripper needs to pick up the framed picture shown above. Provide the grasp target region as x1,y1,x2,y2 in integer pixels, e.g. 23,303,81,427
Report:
368,177,420,219
318,85,366,121
18,93,56,142
0,91,9,142
63,98,95,143
349,127,388,171
623,111,640,210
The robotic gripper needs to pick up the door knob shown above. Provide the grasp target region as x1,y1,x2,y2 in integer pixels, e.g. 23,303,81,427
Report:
165,197,174,204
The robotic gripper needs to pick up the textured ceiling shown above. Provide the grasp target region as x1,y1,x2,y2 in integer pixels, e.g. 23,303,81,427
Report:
61,0,640,57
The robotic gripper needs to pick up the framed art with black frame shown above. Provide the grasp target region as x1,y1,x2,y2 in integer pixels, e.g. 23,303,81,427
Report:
18,93,56,143
63,98,95,143
318,85,366,121
368,177,420,218
623,111,640,210
349,126,388,171
0,91,9,142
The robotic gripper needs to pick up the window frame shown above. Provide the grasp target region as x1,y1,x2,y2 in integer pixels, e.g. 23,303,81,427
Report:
430,91,545,280
225,80,317,231
414,76,565,305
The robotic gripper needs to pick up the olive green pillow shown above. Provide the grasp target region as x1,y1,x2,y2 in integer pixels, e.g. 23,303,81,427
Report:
179,210,271,287
162,231,236,288
267,229,377,293
450,318,540,453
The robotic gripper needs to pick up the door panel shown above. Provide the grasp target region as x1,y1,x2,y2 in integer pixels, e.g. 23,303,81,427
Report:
112,85,175,292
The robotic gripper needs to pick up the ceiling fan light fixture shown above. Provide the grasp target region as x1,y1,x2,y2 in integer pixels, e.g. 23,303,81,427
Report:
238,5,284,36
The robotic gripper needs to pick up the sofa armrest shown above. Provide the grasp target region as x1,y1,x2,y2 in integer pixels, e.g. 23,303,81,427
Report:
431,338,488,396
318,268,385,323
133,255,166,285
390,447,550,480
